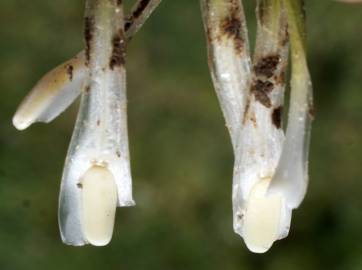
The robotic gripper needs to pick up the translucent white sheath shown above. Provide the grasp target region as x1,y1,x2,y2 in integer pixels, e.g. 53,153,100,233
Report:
201,0,251,146
13,0,162,130
201,0,296,253
268,0,314,209
232,0,290,253
59,0,134,246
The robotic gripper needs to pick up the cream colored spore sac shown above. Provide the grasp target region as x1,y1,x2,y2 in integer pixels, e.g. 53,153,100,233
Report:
242,179,290,253
80,165,118,246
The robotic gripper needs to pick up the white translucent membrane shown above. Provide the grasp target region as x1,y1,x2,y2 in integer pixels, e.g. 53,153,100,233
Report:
201,0,251,146
12,52,86,130
59,0,134,246
268,64,313,209
231,1,291,252
12,0,162,130
268,0,313,210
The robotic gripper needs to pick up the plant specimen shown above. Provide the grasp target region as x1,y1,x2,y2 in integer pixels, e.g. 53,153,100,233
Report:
13,0,161,246
13,0,314,253
201,0,313,253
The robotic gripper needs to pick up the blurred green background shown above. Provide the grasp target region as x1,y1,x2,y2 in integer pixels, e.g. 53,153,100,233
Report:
1,1,362,269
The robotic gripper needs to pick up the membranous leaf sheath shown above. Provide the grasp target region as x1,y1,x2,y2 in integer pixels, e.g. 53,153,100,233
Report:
201,0,293,253
201,0,251,146
232,0,290,253
269,0,314,209
59,0,134,246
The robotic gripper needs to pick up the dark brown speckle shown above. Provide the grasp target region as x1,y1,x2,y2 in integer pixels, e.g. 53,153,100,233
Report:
84,16,95,65
272,106,283,129
66,64,74,81
251,80,274,108
254,55,280,78
110,29,126,69
221,15,244,54
275,70,286,85
242,98,251,124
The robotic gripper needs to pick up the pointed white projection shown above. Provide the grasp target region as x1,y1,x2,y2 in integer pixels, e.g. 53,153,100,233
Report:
13,53,86,130
201,0,313,253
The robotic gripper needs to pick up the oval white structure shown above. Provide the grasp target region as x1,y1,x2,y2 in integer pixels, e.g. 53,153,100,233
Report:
81,166,118,246
242,179,291,253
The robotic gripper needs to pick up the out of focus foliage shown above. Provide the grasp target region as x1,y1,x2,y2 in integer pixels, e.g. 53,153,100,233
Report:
0,1,362,269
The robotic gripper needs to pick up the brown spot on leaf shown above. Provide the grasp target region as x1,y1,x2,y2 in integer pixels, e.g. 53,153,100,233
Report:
110,29,126,69
251,80,274,108
66,64,74,81
85,85,91,93
250,112,257,128
84,16,95,65
97,120,101,126
221,15,244,53
272,106,283,129
124,21,132,31
77,183,83,189
254,55,280,78
254,91,271,108
242,98,251,124
275,70,286,85
116,151,121,158
253,79,274,93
